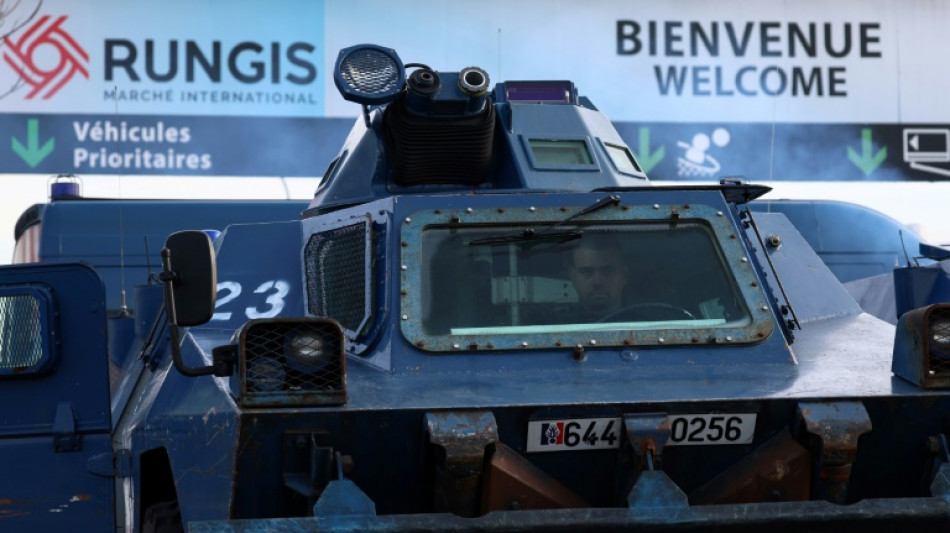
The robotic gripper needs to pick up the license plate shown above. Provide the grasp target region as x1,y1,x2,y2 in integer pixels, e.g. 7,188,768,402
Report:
527,417,621,452
666,414,757,446
526,413,756,452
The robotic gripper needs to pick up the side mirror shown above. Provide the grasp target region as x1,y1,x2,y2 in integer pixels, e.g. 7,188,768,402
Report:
162,231,216,327
160,231,232,378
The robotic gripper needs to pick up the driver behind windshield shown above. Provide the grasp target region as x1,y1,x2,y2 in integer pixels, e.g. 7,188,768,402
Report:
569,236,629,322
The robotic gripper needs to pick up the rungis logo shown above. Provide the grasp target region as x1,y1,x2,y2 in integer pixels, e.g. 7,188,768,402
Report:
3,14,89,99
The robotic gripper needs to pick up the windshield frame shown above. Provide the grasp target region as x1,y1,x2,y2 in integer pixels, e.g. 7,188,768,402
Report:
399,202,774,352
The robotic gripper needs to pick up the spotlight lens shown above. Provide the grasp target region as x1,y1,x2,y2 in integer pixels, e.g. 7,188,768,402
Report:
340,49,401,95
287,330,326,366
334,44,405,105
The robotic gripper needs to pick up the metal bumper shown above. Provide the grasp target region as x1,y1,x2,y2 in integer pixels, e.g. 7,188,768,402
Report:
192,495,950,533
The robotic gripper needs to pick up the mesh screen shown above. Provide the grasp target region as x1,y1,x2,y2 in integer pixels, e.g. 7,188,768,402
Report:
340,49,401,95
0,294,43,369
928,307,950,376
244,321,344,395
305,223,369,333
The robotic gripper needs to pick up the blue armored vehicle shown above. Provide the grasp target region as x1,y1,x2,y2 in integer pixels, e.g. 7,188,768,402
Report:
748,198,931,285
11,179,309,310
1,44,949,532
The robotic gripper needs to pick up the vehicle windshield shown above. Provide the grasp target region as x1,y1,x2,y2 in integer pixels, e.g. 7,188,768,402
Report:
405,213,769,351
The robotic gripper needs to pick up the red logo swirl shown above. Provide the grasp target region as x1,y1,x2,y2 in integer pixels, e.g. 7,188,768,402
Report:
3,15,89,99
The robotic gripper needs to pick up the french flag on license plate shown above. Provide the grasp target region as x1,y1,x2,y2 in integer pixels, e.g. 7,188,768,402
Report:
540,422,564,445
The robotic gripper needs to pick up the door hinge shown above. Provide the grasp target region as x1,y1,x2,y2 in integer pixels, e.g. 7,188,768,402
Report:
53,401,81,452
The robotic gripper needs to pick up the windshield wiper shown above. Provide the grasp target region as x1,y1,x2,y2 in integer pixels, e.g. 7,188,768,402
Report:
467,229,582,246
550,194,621,229
466,194,621,247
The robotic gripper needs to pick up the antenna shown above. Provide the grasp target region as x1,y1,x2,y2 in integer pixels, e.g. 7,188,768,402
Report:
767,120,776,183
497,27,502,81
144,236,153,285
115,84,130,317
279,176,291,200
765,73,778,193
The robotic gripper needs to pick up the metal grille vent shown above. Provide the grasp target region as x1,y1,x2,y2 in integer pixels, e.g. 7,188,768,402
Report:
242,320,345,406
928,307,950,376
384,96,495,186
305,223,370,334
0,294,43,369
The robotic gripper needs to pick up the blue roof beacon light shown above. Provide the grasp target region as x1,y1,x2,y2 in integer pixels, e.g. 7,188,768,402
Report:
334,44,406,106
49,173,82,200
505,80,576,104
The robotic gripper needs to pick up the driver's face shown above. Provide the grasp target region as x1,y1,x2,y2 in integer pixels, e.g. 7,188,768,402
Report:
570,247,628,316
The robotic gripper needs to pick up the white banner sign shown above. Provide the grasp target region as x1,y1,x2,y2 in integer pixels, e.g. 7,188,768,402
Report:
0,0,325,117
0,0,946,124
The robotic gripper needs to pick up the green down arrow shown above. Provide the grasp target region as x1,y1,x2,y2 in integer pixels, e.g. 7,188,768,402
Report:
847,128,886,175
12,118,55,168
633,127,665,174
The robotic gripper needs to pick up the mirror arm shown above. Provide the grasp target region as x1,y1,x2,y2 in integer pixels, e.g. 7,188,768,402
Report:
160,247,218,377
